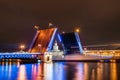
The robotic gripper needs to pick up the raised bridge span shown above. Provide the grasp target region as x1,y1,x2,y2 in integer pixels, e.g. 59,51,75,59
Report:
0,27,83,62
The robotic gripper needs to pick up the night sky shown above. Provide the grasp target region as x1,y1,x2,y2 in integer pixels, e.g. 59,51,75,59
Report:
0,0,120,51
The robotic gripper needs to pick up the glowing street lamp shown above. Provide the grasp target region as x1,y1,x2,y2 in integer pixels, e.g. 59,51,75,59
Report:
38,44,42,52
62,31,65,34
75,28,80,33
20,44,25,52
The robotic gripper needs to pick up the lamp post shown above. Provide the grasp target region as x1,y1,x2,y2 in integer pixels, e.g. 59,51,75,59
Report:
75,26,80,33
75,28,80,33
38,44,42,53
20,44,25,52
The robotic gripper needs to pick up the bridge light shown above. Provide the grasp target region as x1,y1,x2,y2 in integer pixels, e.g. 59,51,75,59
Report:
38,44,42,53
75,28,80,33
49,22,53,27
38,44,41,47
74,26,80,33
34,25,39,30
20,44,25,52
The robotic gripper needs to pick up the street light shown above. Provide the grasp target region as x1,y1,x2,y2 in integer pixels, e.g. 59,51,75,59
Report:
74,26,80,33
38,44,42,52
75,28,80,33
20,44,25,52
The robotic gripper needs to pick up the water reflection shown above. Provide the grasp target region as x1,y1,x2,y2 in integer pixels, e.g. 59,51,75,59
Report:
17,65,26,80
44,62,53,80
110,63,117,80
0,61,119,80
87,62,98,80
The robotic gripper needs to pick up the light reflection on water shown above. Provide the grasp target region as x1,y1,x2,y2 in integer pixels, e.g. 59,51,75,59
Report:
0,61,120,80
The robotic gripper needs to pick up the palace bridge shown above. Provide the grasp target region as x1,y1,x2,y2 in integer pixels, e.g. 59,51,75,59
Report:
0,27,120,62
0,27,83,62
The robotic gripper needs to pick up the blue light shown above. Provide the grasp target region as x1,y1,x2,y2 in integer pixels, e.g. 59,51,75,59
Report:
29,31,40,52
47,28,58,51
58,34,66,54
75,32,83,54
37,60,41,63
58,34,62,42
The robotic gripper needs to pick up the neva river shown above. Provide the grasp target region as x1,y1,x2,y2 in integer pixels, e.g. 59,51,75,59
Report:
0,61,120,80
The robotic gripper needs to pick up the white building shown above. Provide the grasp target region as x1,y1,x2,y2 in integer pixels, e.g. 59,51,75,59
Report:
44,41,64,62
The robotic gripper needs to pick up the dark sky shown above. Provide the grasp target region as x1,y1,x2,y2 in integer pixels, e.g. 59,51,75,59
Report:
0,0,120,48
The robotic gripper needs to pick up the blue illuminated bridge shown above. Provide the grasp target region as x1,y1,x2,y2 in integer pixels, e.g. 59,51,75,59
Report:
0,53,42,59
0,27,83,60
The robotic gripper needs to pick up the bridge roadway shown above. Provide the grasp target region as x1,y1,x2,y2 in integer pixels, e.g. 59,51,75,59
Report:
0,52,42,59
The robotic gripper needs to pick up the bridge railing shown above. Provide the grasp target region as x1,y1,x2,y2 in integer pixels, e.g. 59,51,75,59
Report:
0,52,42,59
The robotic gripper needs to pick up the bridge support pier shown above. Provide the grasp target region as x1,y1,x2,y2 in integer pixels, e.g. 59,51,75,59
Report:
43,52,52,63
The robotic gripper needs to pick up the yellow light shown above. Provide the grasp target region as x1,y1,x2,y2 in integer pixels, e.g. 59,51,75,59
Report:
49,22,53,27
76,29,80,32
20,45,25,49
20,44,25,51
38,44,41,47
18,65,26,80
75,27,80,33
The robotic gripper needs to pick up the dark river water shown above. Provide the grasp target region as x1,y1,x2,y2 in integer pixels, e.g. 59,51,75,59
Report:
0,61,120,80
